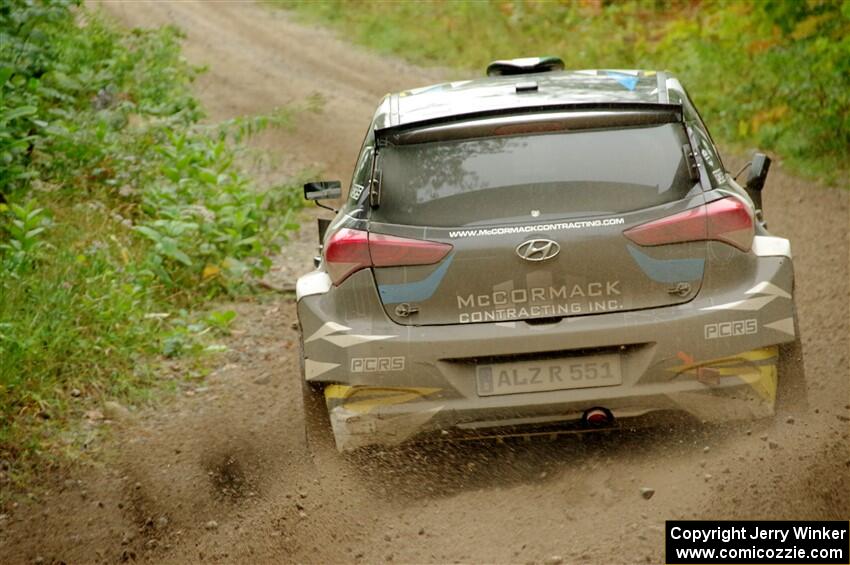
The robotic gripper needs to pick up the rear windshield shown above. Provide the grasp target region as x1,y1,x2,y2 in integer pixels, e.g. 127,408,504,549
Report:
373,123,696,227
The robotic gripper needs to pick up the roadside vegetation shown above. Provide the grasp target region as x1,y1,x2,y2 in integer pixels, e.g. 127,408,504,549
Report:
0,0,310,488
283,0,849,185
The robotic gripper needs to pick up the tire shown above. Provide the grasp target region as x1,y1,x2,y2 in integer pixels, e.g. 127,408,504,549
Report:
299,338,335,455
774,312,808,415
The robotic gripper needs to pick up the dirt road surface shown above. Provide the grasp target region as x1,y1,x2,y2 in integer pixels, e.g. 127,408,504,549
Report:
2,2,848,564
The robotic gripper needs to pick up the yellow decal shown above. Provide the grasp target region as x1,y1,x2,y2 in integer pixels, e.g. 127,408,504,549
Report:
671,347,779,401
324,385,441,414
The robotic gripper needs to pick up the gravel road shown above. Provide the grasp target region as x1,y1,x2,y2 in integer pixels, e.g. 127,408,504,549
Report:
2,2,848,563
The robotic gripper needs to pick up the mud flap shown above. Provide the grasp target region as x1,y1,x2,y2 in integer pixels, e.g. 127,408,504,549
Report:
323,385,443,451
667,347,778,421
328,405,443,451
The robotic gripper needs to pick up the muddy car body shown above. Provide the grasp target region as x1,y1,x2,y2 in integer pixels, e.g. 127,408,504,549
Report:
296,60,805,452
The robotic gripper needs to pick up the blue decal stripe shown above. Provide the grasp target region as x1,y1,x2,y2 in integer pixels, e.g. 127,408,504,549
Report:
604,71,639,91
378,253,455,304
627,245,704,283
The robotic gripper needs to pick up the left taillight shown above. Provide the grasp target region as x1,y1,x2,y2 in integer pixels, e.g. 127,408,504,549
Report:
623,196,754,252
323,228,372,286
323,228,453,286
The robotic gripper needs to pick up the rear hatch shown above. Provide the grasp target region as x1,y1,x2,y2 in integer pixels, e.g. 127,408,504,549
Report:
369,120,708,326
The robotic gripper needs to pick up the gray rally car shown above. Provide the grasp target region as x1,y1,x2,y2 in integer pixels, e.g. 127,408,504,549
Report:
296,57,806,452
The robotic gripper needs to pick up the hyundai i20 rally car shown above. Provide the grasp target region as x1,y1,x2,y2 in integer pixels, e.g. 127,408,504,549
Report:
296,57,806,452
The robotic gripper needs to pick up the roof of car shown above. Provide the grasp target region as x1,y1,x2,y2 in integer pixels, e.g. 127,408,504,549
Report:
374,69,676,131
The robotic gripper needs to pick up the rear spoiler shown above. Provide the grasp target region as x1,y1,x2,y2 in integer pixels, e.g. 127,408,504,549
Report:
375,102,683,146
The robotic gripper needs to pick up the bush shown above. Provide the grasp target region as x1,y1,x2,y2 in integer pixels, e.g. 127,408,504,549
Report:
0,0,307,476
284,0,850,183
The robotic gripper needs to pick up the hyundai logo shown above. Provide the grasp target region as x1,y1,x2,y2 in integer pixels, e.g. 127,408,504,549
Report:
515,238,560,262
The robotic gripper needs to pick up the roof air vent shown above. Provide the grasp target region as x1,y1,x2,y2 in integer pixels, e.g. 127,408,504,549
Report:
486,56,565,77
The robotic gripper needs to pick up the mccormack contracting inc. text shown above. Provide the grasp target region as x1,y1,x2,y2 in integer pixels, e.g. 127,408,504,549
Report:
665,520,849,564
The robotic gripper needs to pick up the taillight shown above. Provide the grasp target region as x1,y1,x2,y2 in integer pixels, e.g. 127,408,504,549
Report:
623,197,754,251
324,228,452,285
369,233,453,267
324,228,371,285
704,197,755,251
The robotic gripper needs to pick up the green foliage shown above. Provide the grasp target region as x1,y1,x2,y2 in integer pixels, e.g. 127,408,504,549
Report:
0,206,162,466
0,0,308,474
206,309,237,334
284,0,850,183
0,200,52,271
158,309,232,358
136,131,278,291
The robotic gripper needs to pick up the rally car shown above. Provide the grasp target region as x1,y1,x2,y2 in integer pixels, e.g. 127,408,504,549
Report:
296,57,806,452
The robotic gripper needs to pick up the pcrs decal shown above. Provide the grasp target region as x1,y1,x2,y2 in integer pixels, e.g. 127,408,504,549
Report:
350,356,405,373
350,183,365,200
704,318,758,340
711,168,726,184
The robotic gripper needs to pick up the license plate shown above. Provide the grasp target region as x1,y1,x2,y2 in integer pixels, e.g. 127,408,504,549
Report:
476,354,622,396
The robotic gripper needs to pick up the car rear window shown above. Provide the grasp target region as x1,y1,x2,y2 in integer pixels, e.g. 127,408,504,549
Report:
372,123,696,227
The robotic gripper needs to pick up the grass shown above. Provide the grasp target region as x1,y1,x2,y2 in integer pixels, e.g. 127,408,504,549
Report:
0,0,313,492
279,0,850,186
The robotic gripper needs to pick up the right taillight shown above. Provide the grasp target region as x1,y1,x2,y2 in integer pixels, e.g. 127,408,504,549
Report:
623,196,754,251
703,196,755,251
324,228,452,286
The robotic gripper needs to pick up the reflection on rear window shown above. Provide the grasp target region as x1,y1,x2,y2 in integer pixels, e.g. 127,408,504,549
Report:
374,123,695,227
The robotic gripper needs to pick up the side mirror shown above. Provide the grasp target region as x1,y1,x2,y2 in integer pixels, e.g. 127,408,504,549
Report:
745,153,771,210
304,180,342,201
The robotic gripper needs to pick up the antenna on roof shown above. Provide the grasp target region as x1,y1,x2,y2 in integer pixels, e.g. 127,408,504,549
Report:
486,56,565,77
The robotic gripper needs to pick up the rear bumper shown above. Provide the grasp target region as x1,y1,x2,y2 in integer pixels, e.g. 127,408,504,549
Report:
297,248,796,451
324,357,777,450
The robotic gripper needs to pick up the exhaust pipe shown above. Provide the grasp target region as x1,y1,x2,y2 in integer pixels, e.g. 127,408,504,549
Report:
583,407,614,427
